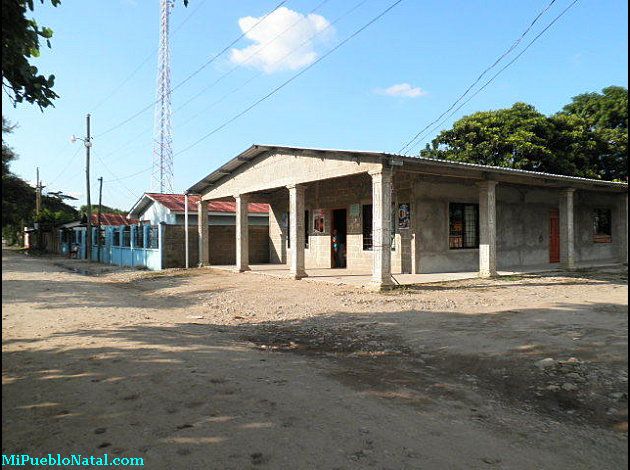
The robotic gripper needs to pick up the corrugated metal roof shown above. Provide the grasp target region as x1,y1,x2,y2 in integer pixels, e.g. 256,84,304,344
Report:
91,213,139,226
130,193,269,217
187,144,628,195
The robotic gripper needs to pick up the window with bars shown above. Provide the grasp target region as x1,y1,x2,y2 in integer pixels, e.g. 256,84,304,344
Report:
449,203,479,249
134,225,144,248
112,229,121,247
593,208,612,243
121,226,131,247
93,227,105,246
146,226,159,249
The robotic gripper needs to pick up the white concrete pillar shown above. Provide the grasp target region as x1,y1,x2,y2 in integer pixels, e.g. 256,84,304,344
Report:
559,188,576,270
370,170,394,289
478,181,498,278
235,194,250,272
618,193,628,265
288,184,307,279
197,199,209,266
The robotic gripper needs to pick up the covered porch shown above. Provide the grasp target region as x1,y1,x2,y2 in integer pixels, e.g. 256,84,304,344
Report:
189,145,628,290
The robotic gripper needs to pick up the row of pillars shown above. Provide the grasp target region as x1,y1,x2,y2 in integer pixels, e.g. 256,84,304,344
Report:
194,170,396,288
195,172,628,289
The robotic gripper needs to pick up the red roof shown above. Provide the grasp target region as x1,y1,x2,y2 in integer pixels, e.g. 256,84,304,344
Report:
145,193,269,214
91,213,139,226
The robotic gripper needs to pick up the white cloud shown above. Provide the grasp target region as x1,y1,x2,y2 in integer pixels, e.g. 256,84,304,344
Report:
377,83,428,98
230,7,332,74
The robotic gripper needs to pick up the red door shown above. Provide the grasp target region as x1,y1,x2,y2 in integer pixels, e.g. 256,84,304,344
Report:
549,208,560,263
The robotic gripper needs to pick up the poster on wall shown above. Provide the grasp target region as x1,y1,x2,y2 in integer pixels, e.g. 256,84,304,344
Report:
398,203,411,229
313,209,325,233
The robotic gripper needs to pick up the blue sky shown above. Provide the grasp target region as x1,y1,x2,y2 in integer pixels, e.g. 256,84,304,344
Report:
3,0,628,211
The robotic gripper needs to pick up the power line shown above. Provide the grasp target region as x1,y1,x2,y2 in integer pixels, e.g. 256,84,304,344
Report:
86,0,337,170
403,0,580,156
89,0,404,184
173,0,334,115
95,0,290,138
173,0,368,132
398,0,560,154
175,0,407,157
47,146,82,186
90,0,210,112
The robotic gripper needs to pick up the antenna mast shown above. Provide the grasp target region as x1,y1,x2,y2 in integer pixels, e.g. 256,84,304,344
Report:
151,0,174,193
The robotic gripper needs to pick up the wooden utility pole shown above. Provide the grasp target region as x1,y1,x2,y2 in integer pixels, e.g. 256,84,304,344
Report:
97,176,103,263
35,167,42,215
85,114,92,261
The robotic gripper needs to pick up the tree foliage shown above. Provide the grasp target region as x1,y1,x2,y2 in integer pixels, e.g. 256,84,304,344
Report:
2,0,189,110
2,118,77,244
421,87,628,181
2,0,61,109
80,204,126,215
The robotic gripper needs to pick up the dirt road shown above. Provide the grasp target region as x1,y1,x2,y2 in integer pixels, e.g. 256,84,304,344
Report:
2,250,628,469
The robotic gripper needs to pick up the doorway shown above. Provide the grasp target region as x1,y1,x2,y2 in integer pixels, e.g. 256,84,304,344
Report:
549,208,560,263
331,209,347,268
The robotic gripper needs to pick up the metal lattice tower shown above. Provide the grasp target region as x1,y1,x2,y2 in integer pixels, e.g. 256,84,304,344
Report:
151,0,174,193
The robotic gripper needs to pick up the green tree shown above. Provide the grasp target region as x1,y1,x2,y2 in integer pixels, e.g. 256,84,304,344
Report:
2,0,189,109
2,0,61,109
558,86,628,181
80,204,126,215
421,87,628,181
2,118,77,244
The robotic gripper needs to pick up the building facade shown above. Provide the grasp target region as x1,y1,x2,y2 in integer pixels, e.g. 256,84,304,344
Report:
188,145,628,289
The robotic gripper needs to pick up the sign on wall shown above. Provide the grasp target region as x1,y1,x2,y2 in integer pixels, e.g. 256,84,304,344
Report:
398,203,411,229
313,209,325,233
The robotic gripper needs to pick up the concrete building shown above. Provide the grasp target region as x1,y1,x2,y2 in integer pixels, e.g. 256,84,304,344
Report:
188,145,628,289
127,193,270,267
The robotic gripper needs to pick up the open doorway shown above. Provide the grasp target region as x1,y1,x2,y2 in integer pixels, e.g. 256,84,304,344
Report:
331,209,347,268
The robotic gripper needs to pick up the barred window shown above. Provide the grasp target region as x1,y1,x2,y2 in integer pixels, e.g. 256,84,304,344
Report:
593,208,612,243
134,225,144,248
449,203,479,249
112,229,121,247
146,226,159,249
121,226,131,247
97,228,106,246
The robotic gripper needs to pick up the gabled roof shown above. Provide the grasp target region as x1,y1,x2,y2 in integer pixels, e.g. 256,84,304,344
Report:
127,193,268,220
187,144,629,195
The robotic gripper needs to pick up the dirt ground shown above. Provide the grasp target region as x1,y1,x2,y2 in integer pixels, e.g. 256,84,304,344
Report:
2,249,628,469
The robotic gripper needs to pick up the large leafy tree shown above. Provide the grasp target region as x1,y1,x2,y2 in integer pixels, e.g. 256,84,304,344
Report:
2,0,61,109
421,87,628,181
558,86,628,181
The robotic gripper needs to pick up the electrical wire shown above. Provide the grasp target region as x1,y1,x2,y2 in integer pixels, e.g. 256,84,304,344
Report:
86,0,339,170
87,0,403,185
90,0,210,112
175,0,407,157
403,0,580,156
95,0,290,138
398,0,560,154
